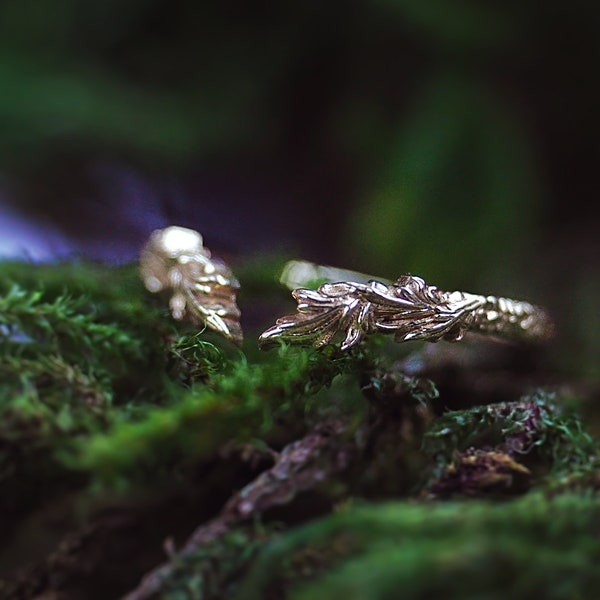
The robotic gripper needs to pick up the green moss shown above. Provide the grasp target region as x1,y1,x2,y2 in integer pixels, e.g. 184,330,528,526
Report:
236,493,600,600
75,344,368,488
0,263,227,510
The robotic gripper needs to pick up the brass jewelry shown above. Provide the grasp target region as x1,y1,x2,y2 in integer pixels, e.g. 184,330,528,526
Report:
259,262,554,351
139,226,242,344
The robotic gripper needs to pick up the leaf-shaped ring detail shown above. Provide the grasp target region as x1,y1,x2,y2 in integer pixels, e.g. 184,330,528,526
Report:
139,226,243,344
259,273,554,351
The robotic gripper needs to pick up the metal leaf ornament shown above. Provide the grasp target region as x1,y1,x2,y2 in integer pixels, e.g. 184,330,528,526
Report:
140,226,243,344
259,275,552,351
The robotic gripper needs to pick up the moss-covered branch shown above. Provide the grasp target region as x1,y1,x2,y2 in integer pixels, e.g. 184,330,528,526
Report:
0,258,597,600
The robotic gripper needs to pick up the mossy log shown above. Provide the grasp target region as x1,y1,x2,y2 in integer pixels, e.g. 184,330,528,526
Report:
0,258,597,600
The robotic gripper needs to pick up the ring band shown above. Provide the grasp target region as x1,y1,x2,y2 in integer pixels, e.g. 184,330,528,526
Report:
259,263,554,351
139,226,243,344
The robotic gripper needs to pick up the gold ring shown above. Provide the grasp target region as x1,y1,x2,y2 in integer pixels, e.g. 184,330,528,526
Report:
259,261,554,351
139,226,243,345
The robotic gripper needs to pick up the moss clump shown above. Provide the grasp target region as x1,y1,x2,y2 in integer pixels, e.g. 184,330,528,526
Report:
0,284,163,516
421,390,598,496
0,262,232,523
236,493,600,600
75,344,368,489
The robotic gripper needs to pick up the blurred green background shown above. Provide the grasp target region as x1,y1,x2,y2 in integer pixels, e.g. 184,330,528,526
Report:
0,0,598,379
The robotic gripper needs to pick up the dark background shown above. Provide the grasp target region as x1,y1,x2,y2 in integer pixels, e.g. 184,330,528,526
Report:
0,0,598,379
